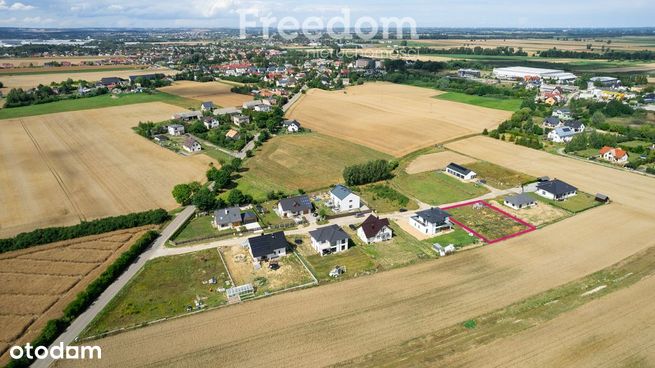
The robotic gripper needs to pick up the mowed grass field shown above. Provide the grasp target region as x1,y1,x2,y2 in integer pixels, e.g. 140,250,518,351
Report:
235,133,391,201
0,228,152,365
0,92,199,119
392,172,489,205
159,81,253,108
434,92,523,112
286,82,511,157
0,103,215,238
82,249,231,338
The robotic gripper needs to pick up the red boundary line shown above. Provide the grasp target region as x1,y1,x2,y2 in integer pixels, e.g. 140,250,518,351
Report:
441,200,537,244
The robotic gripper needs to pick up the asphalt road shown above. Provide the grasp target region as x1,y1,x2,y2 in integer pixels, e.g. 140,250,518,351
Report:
31,206,197,368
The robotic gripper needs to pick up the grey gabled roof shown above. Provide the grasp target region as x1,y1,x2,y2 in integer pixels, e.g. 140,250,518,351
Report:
214,206,242,225
415,208,451,226
309,224,350,244
278,195,312,212
282,119,300,127
544,116,560,126
563,120,584,129
446,163,473,176
201,101,214,108
248,231,287,258
537,179,577,196
330,184,353,200
504,193,536,207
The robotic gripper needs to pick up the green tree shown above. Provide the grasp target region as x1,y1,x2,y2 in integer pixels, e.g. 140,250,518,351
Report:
592,110,607,126
226,189,245,206
192,187,217,211
172,184,194,205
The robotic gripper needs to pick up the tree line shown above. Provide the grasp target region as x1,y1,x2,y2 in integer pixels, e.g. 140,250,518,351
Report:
343,159,398,186
538,48,655,61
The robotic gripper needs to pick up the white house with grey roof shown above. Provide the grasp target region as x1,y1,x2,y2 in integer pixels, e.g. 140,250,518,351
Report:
409,208,453,236
213,206,243,229
330,185,361,213
445,163,477,181
504,193,537,210
309,224,350,256
277,195,313,217
548,127,577,143
167,124,185,136
536,179,577,201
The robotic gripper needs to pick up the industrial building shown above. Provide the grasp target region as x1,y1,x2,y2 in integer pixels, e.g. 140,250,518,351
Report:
493,66,577,84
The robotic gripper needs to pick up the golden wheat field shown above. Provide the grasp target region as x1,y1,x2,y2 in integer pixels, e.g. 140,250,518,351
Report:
286,83,511,156
0,102,215,238
159,81,253,108
0,228,153,365
54,138,655,368
405,150,476,174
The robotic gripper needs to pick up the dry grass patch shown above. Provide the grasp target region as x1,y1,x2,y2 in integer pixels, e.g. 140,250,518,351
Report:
0,259,96,276
19,248,112,263
0,273,79,295
159,81,252,107
0,295,58,316
0,103,215,238
489,199,569,227
287,82,510,157
405,151,476,174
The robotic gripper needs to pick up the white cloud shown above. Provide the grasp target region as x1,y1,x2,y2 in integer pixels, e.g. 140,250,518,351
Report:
0,0,35,10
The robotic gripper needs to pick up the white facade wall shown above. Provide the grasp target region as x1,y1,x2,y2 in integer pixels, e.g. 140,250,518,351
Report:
331,192,361,212
357,226,392,244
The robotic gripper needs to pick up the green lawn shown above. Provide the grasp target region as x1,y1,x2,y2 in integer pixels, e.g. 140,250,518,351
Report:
256,201,296,227
356,184,419,213
201,148,234,165
293,235,376,282
434,92,523,112
0,91,200,119
356,223,436,269
235,133,391,201
572,148,600,159
424,228,480,249
0,66,140,76
82,249,230,337
465,161,536,189
392,172,489,206
172,215,222,243
446,204,531,241
619,140,652,149
528,192,602,214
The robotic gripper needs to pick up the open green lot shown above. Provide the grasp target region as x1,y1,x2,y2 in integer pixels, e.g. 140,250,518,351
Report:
424,227,480,249
202,148,234,164
354,222,436,270
447,204,531,242
528,192,602,214
465,161,536,189
235,133,391,201
434,92,523,112
356,184,419,213
392,172,489,206
571,148,601,159
256,201,297,227
0,91,199,119
82,249,230,337
293,235,376,282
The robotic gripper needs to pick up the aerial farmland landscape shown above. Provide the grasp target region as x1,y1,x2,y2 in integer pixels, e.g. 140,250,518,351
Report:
0,1,654,368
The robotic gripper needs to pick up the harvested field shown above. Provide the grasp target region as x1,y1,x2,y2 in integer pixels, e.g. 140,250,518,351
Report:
0,56,116,67
0,228,153,365
0,103,214,238
19,248,111,263
57,131,655,368
405,151,476,174
411,37,655,53
159,81,253,108
0,68,176,94
286,82,511,157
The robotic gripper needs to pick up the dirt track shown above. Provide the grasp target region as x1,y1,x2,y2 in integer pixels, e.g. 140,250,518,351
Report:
286,83,510,157
54,137,655,368
159,81,252,108
0,103,214,238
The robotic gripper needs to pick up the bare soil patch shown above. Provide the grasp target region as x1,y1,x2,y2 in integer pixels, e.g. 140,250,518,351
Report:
405,151,476,174
159,81,252,108
286,82,510,157
0,103,214,238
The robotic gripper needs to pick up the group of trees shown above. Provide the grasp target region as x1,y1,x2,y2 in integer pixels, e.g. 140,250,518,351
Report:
343,159,398,186
4,78,109,108
408,46,528,57
484,107,545,150
0,209,169,253
538,48,655,61
564,130,619,153
134,120,166,138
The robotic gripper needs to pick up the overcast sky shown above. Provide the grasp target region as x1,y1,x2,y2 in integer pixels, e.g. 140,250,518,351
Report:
0,0,654,29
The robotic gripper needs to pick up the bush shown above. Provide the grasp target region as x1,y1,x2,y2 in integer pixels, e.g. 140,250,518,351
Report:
0,209,169,253
343,159,396,186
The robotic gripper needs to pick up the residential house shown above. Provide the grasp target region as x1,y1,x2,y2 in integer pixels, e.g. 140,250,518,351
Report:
547,127,576,143
536,179,577,201
357,215,392,244
277,195,312,217
203,116,219,129
504,193,537,210
232,114,250,126
167,124,185,136
552,108,573,120
563,120,585,133
213,207,243,229
329,185,361,212
98,77,126,88
182,137,202,153
254,104,272,112
309,225,350,256
282,119,301,133
153,134,168,143
409,208,453,236
225,129,241,140
247,231,288,261
200,101,214,112
599,146,629,164
445,163,477,181
242,100,263,110
543,116,562,129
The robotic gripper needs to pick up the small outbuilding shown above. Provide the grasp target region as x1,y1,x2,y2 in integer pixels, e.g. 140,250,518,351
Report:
445,163,477,181
595,193,610,203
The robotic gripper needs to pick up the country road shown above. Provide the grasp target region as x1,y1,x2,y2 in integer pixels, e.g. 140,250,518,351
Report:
31,206,197,368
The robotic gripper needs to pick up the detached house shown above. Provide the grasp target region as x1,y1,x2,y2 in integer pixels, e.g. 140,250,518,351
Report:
445,163,477,181
277,195,312,217
225,129,240,140
330,185,361,213
232,114,250,126
203,116,220,129
282,119,301,133
562,120,585,133
552,108,573,120
182,137,202,153
200,101,214,112
599,146,629,164
213,207,242,229
309,225,350,256
504,193,537,210
547,127,576,143
247,231,287,262
167,124,185,136
410,208,453,236
543,116,561,129
357,215,392,244
536,179,577,201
